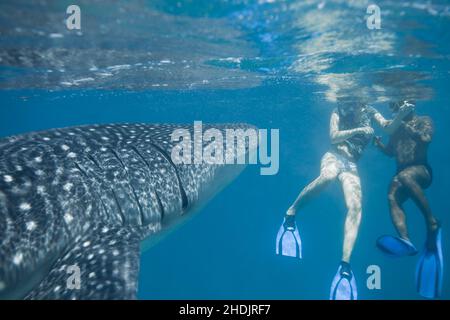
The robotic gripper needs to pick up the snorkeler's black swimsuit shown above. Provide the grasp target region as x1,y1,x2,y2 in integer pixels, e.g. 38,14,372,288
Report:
397,162,433,182
389,116,433,182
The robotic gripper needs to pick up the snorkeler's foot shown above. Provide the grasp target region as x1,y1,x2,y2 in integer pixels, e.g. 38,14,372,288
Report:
427,219,440,236
275,214,302,258
376,235,418,257
283,213,296,230
330,261,358,300
425,220,441,251
286,206,296,217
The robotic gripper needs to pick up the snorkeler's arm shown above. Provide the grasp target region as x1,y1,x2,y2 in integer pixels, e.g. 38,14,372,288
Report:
373,136,394,157
372,112,391,130
329,111,365,144
373,103,415,134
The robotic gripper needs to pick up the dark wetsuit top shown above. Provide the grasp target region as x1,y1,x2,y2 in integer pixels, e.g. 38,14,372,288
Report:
385,115,433,179
336,105,378,161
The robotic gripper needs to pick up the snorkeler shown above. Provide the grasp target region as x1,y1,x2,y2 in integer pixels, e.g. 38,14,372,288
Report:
275,98,414,300
374,101,442,299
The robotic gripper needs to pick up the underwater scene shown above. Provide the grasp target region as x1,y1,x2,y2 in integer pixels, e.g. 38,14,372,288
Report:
0,0,449,300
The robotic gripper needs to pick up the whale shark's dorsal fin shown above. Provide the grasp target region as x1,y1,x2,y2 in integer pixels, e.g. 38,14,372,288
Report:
25,225,142,300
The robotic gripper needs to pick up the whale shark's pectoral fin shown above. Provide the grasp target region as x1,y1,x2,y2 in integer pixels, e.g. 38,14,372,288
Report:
25,226,142,300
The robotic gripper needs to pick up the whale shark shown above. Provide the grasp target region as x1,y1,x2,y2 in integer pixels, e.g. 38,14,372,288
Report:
0,122,254,299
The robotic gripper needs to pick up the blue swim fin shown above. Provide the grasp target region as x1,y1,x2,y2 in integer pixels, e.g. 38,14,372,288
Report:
330,261,358,300
376,235,418,257
275,215,302,259
415,227,443,299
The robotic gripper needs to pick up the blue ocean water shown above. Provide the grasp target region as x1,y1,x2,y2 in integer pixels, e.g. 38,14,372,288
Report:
1,0,449,299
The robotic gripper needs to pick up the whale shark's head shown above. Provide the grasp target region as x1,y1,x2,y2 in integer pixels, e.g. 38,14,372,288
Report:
0,122,257,299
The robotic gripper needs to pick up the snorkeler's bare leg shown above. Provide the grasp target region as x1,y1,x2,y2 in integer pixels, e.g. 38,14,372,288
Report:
388,177,409,240
287,152,340,216
339,171,362,263
397,165,438,232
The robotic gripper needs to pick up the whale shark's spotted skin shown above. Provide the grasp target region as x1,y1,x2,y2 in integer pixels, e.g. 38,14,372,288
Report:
0,123,252,299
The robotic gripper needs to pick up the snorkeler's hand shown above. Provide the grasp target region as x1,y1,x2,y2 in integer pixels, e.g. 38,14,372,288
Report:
373,136,392,156
373,136,382,147
356,127,374,137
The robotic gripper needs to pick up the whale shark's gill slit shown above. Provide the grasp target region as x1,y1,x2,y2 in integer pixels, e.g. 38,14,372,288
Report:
111,189,126,224
86,154,102,171
155,191,165,222
110,148,145,225
147,143,189,211
73,162,110,217
130,146,166,221
110,149,125,169
73,162,88,178
129,185,145,225
99,198,110,217
130,146,150,168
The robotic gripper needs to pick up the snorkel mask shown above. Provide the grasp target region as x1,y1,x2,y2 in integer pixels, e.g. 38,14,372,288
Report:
338,101,362,118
